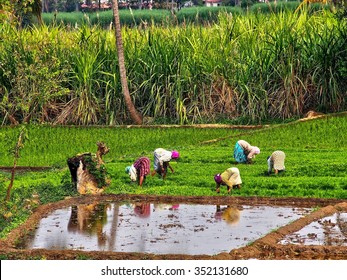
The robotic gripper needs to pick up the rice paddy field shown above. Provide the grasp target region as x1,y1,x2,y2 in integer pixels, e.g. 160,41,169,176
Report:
1,113,347,237
2,3,347,262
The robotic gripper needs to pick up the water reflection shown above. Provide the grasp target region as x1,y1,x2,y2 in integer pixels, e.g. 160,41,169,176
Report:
215,205,241,226
336,212,347,238
133,203,151,218
154,204,180,211
67,203,109,246
20,202,310,255
280,212,347,246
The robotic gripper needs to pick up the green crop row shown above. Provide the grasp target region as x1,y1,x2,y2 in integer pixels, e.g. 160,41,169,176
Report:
0,125,242,167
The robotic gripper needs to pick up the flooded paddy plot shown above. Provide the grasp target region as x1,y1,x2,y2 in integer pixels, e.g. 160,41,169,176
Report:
280,212,347,246
18,202,311,255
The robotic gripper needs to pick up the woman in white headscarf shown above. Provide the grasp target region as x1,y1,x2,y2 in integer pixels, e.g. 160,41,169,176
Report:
233,140,260,164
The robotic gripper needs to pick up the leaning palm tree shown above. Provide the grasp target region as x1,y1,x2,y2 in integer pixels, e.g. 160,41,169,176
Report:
111,0,143,125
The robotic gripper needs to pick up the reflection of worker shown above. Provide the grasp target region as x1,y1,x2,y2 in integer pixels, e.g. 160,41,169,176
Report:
67,203,108,246
134,203,151,218
214,167,242,193
125,157,150,186
151,148,180,179
233,140,260,164
215,205,224,220
267,151,285,175
215,205,241,225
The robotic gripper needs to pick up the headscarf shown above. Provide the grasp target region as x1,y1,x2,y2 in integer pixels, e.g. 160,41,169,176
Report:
171,150,180,159
252,146,260,155
125,165,137,181
214,173,222,184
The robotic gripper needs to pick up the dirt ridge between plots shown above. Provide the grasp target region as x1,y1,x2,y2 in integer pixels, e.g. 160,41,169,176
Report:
0,166,52,172
1,194,347,260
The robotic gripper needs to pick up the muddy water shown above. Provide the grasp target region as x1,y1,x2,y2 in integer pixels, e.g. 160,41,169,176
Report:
18,202,311,255
280,212,347,246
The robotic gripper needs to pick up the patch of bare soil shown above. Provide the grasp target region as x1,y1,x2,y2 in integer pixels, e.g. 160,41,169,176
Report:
1,194,347,260
299,110,326,121
119,124,268,129
0,166,52,173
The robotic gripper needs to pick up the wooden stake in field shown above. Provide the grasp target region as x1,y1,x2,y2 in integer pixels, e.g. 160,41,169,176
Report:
111,0,143,125
5,126,28,201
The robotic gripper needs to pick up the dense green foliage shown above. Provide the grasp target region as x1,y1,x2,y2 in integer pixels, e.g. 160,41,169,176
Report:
41,3,328,27
1,114,347,236
1,7,347,125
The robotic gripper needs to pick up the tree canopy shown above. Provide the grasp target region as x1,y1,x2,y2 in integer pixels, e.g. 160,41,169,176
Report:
0,0,42,26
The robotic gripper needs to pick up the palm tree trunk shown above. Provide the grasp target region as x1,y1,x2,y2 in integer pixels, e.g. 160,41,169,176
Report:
111,0,143,125
32,0,43,25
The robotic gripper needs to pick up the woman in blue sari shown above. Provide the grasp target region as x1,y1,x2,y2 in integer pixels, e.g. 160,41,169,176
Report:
233,140,260,164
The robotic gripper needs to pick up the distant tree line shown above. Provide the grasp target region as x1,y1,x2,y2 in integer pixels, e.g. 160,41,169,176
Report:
4,0,345,15
36,0,301,13
41,0,86,12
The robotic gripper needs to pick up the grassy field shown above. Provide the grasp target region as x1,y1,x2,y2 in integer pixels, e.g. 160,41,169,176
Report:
1,114,347,236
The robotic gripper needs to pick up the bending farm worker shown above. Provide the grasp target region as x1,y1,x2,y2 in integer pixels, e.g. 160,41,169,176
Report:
267,151,285,175
233,140,260,164
214,167,242,193
151,148,180,179
125,157,150,186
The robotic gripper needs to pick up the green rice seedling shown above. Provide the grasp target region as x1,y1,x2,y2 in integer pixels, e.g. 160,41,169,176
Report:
0,125,243,166
42,12,88,27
